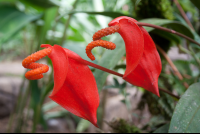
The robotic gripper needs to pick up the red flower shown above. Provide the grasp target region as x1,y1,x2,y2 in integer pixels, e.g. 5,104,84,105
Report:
85,16,162,97
22,16,162,128
109,16,162,97
22,44,99,127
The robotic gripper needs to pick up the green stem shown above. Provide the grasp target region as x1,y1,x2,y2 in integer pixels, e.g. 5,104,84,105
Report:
32,105,42,133
136,22,200,47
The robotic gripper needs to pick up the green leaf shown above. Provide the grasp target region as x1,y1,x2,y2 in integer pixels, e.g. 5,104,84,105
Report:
190,0,200,11
69,11,133,18
19,0,57,10
0,0,16,3
120,99,126,104
67,26,85,42
42,101,59,112
94,38,125,92
0,6,42,44
30,80,41,107
153,123,170,133
113,78,120,87
114,64,126,70
44,111,68,120
139,18,194,39
139,18,172,32
120,82,126,89
169,82,200,133
174,13,200,49
151,29,181,44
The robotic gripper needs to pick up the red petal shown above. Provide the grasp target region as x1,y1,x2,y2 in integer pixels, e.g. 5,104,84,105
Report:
109,17,144,77
109,17,162,96
41,44,69,96
50,48,99,127
123,27,162,96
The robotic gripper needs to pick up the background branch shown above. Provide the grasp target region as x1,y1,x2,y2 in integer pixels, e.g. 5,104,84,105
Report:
156,45,189,88
173,0,194,30
136,22,200,47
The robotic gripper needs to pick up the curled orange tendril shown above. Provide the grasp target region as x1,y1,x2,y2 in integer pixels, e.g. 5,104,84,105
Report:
92,25,120,40
86,25,120,60
22,48,52,80
86,40,116,61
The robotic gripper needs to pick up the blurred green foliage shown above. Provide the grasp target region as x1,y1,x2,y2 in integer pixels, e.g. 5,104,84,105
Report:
1,0,200,133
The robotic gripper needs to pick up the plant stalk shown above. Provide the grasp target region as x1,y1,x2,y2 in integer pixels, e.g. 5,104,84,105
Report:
136,22,200,47
159,87,180,99
70,57,180,100
156,45,189,88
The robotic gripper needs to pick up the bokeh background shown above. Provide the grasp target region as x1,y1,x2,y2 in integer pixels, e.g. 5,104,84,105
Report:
0,0,200,133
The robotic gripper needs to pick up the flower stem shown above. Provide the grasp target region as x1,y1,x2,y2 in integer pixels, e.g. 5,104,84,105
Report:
136,22,200,47
71,57,180,100
77,58,123,77
159,87,180,99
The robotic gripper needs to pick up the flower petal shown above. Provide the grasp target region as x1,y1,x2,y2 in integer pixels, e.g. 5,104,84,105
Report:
49,48,99,127
123,27,162,96
109,16,144,77
109,17,162,96
41,44,68,96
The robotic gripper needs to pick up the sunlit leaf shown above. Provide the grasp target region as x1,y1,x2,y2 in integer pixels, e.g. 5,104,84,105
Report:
0,6,41,44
